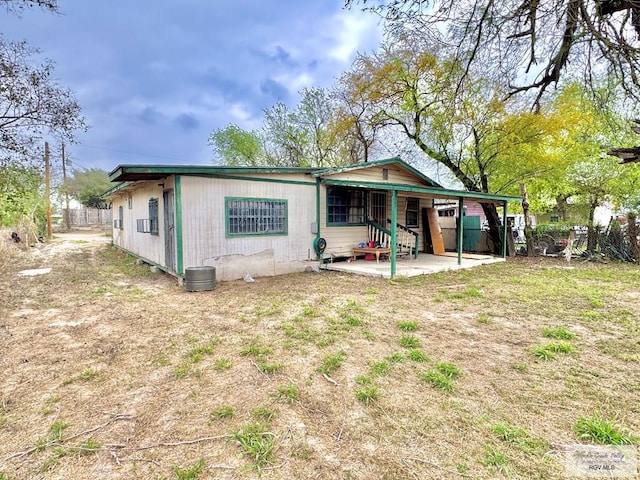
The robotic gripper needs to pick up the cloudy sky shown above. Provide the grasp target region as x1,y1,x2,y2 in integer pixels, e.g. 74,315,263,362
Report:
3,1,382,173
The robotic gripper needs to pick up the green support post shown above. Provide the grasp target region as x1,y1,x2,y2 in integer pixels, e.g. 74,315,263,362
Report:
457,197,464,265
391,190,397,278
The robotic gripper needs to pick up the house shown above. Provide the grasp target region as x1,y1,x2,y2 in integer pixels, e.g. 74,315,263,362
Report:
105,158,518,281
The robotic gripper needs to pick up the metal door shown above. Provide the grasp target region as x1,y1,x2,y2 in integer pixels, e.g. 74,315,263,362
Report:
163,189,176,272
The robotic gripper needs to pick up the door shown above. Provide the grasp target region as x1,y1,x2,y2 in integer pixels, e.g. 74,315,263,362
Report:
370,191,387,225
422,208,434,253
163,189,176,272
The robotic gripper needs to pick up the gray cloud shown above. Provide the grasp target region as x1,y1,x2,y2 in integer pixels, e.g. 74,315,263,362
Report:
2,0,382,171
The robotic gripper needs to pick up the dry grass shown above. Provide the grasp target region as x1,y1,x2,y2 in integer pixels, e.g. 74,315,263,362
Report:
0,233,638,479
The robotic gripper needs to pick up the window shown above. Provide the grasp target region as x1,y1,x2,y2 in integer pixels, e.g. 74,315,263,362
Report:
406,198,419,227
327,187,365,225
226,197,287,236
438,208,455,217
370,191,387,225
118,205,123,230
149,198,159,235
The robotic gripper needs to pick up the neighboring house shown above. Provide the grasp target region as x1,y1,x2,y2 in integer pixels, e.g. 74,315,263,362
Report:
105,158,517,281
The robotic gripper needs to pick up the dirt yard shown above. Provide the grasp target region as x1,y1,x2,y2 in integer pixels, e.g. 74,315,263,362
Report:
0,231,638,479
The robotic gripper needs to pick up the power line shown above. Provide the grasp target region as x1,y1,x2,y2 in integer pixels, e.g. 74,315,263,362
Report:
75,143,187,162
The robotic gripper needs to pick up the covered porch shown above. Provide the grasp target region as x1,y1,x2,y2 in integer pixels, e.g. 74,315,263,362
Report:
322,252,505,278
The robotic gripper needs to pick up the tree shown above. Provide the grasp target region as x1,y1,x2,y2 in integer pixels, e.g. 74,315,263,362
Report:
0,39,86,160
0,0,58,14
346,0,640,110
339,42,562,252
0,164,44,227
63,169,111,208
209,124,265,166
210,87,356,167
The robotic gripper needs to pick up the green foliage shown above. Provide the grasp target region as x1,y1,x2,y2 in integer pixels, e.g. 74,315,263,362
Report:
436,362,462,379
210,405,234,421
482,445,509,472
231,423,276,473
575,413,638,445
397,321,418,331
542,326,575,340
252,407,277,422
63,168,111,207
0,165,45,228
173,458,205,480
532,341,574,360
407,349,429,362
369,360,390,377
275,383,298,403
354,385,379,404
318,350,346,375
421,371,454,391
213,358,233,371
399,334,421,349
209,124,264,166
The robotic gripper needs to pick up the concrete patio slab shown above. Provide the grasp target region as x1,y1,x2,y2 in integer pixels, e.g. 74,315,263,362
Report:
322,252,505,278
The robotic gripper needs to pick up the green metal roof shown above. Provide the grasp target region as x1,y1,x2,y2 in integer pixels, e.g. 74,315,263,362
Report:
108,164,320,182
320,178,520,203
106,158,520,203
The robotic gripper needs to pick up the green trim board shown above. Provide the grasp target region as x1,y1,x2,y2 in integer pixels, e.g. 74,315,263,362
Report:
391,190,398,278
312,157,441,188
109,164,319,182
224,197,289,238
175,175,184,276
103,181,134,197
320,178,520,204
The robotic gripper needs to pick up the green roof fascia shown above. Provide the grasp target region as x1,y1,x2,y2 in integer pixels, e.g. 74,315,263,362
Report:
320,178,521,203
103,181,133,197
311,157,442,188
108,164,320,182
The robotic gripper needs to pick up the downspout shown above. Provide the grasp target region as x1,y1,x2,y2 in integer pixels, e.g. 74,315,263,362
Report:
316,178,320,249
316,178,321,258
457,197,464,265
391,190,397,278
175,175,184,276
501,201,508,258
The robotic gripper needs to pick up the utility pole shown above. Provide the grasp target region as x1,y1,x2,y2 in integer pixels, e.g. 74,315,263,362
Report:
45,141,53,240
61,142,71,231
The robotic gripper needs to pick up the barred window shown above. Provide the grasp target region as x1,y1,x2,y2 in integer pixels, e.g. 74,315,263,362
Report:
226,198,288,236
327,187,365,225
149,198,159,235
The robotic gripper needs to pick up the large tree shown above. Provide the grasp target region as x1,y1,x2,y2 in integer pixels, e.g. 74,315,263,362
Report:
338,43,563,252
63,168,112,208
0,39,86,161
346,0,640,110
210,87,357,167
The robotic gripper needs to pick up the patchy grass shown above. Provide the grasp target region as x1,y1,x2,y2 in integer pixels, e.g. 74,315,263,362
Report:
575,413,638,445
1,237,639,479
542,326,575,340
231,423,276,473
